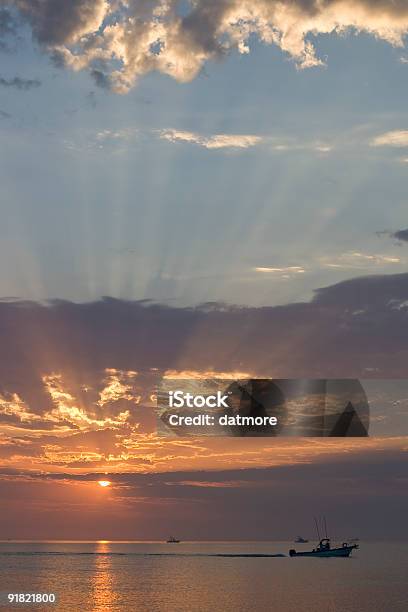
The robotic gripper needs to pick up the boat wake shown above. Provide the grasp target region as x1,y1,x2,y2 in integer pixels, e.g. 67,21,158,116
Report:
0,551,286,558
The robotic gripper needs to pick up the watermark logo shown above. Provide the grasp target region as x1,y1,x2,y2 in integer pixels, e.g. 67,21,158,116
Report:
157,379,370,438
168,390,230,409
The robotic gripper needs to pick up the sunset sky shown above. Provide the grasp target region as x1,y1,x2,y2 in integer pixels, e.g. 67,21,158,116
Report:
0,0,407,540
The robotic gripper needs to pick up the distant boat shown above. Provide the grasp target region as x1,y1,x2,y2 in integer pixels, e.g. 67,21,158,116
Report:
294,536,309,543
166,536,180,543
289,538,358,558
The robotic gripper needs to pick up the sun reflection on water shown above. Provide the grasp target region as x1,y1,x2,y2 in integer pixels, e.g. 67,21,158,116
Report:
91,541,117,612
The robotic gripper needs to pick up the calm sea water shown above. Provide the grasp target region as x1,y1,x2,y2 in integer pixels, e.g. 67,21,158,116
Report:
0,541,407,612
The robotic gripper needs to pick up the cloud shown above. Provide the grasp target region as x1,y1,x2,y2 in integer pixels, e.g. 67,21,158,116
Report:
4,0,408,92
321,251,402,270
13,0,108,46
158,129,333,152
254,266,306,279
0,109,11,119
271,140,333,153
95,127,137,142
0,449,407,540
1,275,408,474
376,229,408,245
0,7,18,51
371,130,408,147
0,271,407,414
392,229,408,243
0,75,41,90
159,129,262,149
57,124,335,156
90,68,111,90
312,271,408,310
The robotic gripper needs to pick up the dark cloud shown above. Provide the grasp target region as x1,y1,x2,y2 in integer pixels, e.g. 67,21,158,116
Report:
313,272,408,308
0,271,406,443
12,0,107,46
0,271,407,405
90,68,110,90
0,109,11,118
393,229,408,243
11,448,407,489
0,75,41,89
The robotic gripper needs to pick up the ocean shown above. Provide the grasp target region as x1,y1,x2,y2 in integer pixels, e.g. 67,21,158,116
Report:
0,541,407,611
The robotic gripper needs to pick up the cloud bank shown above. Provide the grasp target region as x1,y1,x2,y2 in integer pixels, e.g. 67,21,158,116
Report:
3,0,408,92
1,451,407,540
1,271,407,475
0,271,408,411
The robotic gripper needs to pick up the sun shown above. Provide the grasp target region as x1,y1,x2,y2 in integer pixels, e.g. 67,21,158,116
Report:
98,480,111,488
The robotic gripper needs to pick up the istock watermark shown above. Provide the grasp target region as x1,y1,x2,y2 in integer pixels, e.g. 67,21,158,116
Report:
168,390,230,409
156,379,371,438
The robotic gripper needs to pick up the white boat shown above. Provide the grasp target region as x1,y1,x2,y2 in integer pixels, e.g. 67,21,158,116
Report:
294,536,309,543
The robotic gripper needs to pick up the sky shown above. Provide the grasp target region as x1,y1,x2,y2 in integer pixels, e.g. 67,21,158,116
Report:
0,0,407,540
1,0,408,305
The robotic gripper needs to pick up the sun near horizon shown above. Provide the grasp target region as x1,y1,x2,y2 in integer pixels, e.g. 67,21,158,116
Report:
98,481,111,488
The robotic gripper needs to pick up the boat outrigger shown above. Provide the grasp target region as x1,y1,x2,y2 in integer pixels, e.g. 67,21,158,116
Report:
289,538,358,558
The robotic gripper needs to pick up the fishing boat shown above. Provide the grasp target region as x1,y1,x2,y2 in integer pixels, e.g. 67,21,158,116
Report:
294,536,309,543
166,536,180,543
290,516,359,557
289,538,358,558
